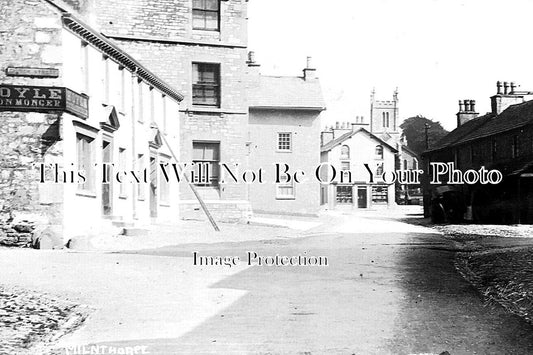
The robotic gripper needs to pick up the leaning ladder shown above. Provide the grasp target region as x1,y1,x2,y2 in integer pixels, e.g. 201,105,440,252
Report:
155,124,220,232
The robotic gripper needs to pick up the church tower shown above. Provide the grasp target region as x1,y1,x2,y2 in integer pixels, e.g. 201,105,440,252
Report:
370,88,400,144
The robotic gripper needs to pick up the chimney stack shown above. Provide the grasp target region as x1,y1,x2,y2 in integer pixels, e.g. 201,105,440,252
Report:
352,116,369,131
457,98,479,127
303,56,316,80
491,81,525,114
246,51,261,78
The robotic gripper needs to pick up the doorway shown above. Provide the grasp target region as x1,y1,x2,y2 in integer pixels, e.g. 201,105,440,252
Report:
102,138,113,216
357,186,368,208
149,154,158,218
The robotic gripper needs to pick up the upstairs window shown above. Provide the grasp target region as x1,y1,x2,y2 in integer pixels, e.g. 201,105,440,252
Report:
193,62,220,107
382,112,390,128
512,135,519,158
193,0,220,31
375,145,384,160
340,145,350,160
277,133,292,151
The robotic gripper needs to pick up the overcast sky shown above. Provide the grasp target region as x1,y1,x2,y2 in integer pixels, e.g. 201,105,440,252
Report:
247,0,533,131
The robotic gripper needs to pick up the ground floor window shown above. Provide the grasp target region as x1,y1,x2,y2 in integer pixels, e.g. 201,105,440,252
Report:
159,156,170,204
336,185,353,204
118,148,127,198
193,141,220,187
276,176,295,199
137,154,145,200
372,185,388,204
76,133,95,193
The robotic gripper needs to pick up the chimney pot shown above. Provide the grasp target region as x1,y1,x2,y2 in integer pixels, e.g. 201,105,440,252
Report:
464,99,470,112
504,82,509,95
497,81,502,95
511,82,517,94
470,100,476,112
335,121,340,129
459,100,464,112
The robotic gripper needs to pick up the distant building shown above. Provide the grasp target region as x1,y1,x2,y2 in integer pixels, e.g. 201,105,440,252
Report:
423,81,533,223
320,89,419,209
247,55,325,215
320,125,397,209
0,1,182,246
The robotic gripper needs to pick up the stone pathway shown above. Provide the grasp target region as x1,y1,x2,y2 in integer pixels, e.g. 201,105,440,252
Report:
0,285,87,354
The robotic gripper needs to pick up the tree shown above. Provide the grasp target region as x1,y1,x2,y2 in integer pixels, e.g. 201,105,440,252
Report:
400,115,448,155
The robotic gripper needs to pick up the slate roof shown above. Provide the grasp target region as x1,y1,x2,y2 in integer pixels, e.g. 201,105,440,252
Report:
427,99,533,153
321,128,398,153
248,76,326,110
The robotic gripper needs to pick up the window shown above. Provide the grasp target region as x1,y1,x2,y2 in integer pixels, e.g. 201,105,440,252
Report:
119,66,126,111
403,159,408,170
80,41,89,94
103,56,110,103
372,185,388,204
162,94,167,133
193,141,220,187
412,160,418,170
118,148,127,198
491,138,497,161
193,0,220,31
512,135,519,158
375,145,384,159
341,162,350,171
160,157,170,204
340,145,350,160
276,176,295,199
192,63,220,107
137,154,145,200
277,132,292,151
376,163,384,177
138,80,144,123
76,133,95,193
336,185,353,204
382,112,390,128
150,87,155,123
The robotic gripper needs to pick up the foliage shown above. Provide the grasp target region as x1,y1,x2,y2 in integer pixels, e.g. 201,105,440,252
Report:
400,115,448,155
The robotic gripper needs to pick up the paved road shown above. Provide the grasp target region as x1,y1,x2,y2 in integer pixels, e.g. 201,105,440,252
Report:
98,213,533,355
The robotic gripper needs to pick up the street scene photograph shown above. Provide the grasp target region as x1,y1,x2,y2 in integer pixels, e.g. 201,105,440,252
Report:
2,0,533,354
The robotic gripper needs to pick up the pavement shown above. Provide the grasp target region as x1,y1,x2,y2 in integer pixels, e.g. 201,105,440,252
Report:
1,206,533,354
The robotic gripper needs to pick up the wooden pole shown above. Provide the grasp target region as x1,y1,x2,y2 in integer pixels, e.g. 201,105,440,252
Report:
156,124,220,232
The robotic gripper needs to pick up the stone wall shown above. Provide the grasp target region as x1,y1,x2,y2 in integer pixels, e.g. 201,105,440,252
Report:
0,0,65,247
179,200,252,223
91,0,247,46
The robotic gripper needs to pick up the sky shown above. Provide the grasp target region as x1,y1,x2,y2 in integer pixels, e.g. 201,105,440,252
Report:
247,0,533,131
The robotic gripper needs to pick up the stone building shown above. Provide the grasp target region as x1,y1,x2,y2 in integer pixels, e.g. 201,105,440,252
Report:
0,0,182,247
247,55,325,215
86,0,252,221
320,123,397,209
423,81,533,224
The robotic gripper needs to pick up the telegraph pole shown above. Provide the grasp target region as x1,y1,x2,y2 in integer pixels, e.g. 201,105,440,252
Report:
424,123,430,150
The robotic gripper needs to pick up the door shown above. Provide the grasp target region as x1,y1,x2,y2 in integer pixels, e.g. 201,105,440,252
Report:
357,186,367,208
149,155,158,218
102,139,113,216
